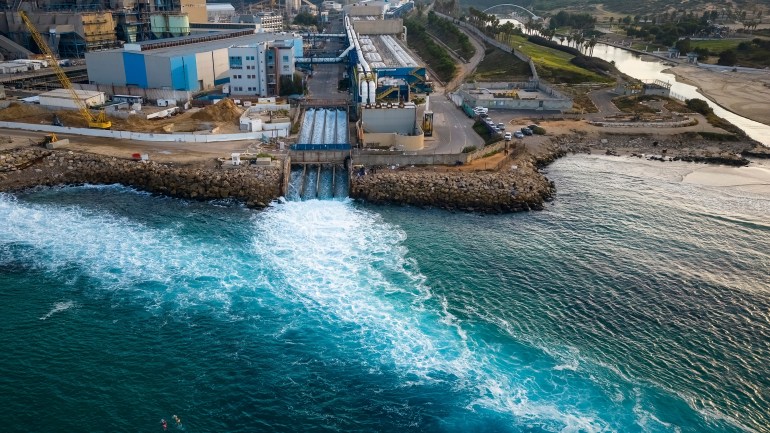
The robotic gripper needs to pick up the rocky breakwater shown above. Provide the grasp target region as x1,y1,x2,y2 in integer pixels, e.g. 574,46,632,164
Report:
0,147,282,207
350,153,556,213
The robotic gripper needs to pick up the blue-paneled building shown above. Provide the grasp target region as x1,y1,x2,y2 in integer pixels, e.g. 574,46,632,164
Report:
85,31,302,92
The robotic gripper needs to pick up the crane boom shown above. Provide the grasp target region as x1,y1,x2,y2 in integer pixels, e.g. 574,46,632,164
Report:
19,11,111,129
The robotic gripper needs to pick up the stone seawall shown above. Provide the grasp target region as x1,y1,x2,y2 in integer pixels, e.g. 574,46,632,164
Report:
350,153,556,213
1,148,282,208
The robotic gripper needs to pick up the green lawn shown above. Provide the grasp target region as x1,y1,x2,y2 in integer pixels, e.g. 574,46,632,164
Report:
689,39,749,53
473,44,532,81
497,33,609,83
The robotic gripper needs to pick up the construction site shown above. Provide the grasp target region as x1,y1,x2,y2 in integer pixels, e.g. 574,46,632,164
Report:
0,0,436,156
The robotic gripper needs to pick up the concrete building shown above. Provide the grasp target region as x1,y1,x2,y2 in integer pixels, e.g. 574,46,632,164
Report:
181,0,207,23
0,10,120,58
207,4,237,23
321,1,343,11
228,38,299,97
38,89,106,109
359,103,424,151
85,31,299,92
237,12,284,32
0,0,202,57
0,62,29,74
456,81,572,112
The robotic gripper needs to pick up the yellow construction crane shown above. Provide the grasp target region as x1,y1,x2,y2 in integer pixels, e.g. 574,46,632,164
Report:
19,11,111,129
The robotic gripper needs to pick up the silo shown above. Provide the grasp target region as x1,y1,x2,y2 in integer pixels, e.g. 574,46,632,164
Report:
167,14,190,37
150,14,168,38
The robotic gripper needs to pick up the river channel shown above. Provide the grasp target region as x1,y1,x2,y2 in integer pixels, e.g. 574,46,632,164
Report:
590,43,770,145
499,18,770,145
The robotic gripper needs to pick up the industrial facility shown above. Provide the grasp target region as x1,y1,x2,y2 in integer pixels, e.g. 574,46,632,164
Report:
0,0,210,59
85,31,302,93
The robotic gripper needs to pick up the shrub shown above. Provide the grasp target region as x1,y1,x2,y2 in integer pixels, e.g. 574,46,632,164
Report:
462,146,478,153
528,35,582,56
685,98,712,115
532,126,546,135
570,56,618,75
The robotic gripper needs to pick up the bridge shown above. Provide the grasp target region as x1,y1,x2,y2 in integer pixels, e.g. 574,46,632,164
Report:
482,4,540,22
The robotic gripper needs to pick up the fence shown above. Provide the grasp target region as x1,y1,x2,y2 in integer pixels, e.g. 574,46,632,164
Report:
0,121,264,143
291,143,351,150
73,83,192,103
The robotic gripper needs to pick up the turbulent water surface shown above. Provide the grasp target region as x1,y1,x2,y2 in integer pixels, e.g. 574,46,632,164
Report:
1,155,769,433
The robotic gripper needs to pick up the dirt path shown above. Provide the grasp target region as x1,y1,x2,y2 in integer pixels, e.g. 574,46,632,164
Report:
438,25,486,93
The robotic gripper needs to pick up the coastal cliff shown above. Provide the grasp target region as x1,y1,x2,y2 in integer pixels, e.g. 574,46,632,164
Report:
0,148,282,207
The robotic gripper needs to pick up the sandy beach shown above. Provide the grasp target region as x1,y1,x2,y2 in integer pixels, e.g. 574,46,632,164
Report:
665,63,770,126
683,159,770,194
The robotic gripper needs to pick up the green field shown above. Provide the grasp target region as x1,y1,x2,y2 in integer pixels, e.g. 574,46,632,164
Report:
689,39,750,53
496,33,609,83
473,44,532,81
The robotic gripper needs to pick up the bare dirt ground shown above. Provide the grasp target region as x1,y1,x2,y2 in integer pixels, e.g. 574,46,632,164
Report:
0,128,261,166
0,99,245,134
663,63,770,125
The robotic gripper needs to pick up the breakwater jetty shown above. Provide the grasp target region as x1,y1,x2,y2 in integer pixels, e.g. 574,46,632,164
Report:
0,148,282,208
350,152,556,212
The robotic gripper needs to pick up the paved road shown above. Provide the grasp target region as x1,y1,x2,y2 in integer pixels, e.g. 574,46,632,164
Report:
587,87,621,118
419,94,484,154
307,63,346,101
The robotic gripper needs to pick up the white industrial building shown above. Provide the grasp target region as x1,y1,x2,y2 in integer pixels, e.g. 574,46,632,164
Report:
38,89,106,109
228,39,298,97
0,62,28,74
207,3,237,23
237,12,284,32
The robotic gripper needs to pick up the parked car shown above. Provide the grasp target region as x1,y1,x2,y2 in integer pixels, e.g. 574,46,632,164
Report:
513,131,525,139
485,118,494,125
521,127,533,136
473,106,488,114
504,132,513,140
527,124,538,130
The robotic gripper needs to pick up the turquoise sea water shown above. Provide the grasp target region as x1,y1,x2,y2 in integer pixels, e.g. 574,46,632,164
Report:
1,155,769,433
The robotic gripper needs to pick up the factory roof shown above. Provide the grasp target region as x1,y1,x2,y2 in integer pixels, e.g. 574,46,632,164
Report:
95,32,296,58
39,89,104,99
369,35,418,67
206,3,236,11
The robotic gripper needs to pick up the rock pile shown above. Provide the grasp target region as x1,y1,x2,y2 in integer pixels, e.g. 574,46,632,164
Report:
553,133,754,157
0,148,282,208
350,154,555,213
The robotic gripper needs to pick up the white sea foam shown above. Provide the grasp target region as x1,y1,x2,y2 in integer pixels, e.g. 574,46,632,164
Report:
252,199,608,432
39,300,76,320
0,192,254,314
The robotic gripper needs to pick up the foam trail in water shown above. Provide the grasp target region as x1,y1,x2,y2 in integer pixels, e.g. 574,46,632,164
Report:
251,200,608,432
39,300,76,320
0,191,256,314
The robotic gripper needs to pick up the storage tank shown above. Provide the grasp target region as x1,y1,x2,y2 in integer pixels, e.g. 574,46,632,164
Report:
150,14,168,38
168,14,190,37
367,80,376,104
359,76,368,104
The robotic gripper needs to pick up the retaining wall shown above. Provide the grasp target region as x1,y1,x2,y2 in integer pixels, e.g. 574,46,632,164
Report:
0,121,263,143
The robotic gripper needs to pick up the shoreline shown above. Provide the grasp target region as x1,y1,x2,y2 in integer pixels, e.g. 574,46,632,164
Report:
1,131,765,213
662,63,770,126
